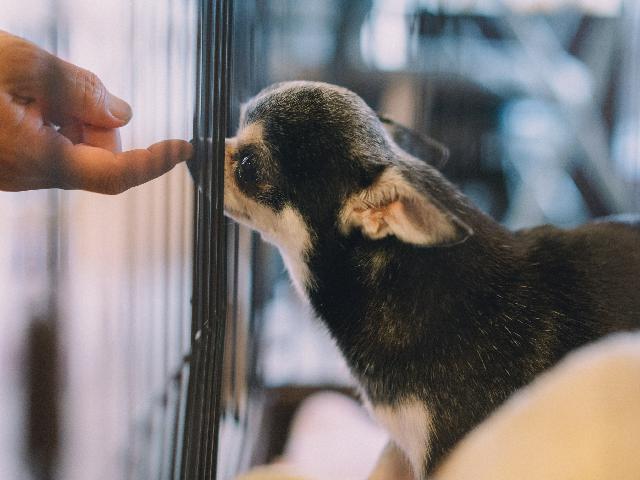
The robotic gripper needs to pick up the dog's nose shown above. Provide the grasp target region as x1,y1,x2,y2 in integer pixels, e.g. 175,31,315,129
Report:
225,137,236,161
187,138,233,187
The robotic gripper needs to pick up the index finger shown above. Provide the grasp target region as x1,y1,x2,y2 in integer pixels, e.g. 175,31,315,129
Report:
58,139,193,194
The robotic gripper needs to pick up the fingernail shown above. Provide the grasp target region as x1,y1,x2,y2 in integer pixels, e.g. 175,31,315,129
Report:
173,141,194,163
183,141,195,160
186,144,198,182
108,94,133,123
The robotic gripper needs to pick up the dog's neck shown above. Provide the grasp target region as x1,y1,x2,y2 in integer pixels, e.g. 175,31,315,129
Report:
296,202,519,400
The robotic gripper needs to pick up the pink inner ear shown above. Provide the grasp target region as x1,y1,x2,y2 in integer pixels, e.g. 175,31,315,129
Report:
396,197,432,228
386,200,405,219
350,201,414,239
385,197,458,244
383,200,417,236
340,167,469,245
359,206,388,236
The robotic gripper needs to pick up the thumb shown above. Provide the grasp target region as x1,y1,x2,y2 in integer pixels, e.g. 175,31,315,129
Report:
43,56,132,128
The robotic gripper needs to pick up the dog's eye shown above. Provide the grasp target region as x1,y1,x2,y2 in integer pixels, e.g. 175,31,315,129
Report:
236,154,259,194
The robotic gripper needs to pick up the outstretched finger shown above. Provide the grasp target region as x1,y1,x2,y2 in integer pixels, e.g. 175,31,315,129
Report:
57,139,193,194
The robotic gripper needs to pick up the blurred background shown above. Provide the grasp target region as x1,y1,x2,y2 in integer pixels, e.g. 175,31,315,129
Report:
0,0,639,479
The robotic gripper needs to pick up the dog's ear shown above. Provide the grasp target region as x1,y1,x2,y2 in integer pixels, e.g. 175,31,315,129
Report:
339,167,472,247
378,115,449,170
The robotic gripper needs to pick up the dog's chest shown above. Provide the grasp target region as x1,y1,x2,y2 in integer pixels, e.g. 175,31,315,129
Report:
363,395,432,477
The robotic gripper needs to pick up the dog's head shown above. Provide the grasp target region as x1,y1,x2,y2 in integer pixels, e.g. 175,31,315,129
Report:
224,81,472,290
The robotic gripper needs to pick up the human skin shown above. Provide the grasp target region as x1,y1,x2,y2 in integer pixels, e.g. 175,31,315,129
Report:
0,30,192,194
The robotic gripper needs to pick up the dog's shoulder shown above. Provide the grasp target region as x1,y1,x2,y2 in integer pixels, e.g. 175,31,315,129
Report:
513,224,562,242
510,217,640,335
512,218,640,290
569,215,640,251
514,215,640,249
590,213,640,233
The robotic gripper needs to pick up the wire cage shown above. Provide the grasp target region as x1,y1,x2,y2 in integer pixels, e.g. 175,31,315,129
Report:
1,1,639,479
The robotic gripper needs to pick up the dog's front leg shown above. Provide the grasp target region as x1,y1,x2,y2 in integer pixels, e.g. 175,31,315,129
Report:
368,442,415,480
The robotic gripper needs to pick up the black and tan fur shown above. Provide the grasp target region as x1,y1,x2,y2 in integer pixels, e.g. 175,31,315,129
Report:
220,81,640,478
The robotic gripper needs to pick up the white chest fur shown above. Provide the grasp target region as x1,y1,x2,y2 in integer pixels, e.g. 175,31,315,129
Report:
259,206,314,298
365,397,432,478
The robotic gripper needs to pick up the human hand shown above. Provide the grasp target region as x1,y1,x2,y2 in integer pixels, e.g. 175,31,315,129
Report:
0,31,192,194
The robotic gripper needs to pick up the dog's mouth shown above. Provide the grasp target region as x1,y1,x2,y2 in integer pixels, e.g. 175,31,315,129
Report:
223,200,253,224
224,205,246,219
188,137,259,226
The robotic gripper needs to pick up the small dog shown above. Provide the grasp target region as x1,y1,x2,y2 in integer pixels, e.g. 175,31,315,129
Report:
222,81,640,479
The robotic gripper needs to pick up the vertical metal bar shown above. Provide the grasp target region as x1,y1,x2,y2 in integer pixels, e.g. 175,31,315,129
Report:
230,224,240,420
198,10,218,453
191,332,211,479
181,0,232,477
205,0,232,477
182,0,209,472
180,0,208,471
201,0,226,475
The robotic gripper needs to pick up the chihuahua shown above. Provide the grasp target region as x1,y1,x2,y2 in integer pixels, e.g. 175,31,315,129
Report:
221,81,640,479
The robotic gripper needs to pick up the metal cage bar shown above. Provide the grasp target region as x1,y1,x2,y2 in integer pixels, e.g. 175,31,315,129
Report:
181,0,233,478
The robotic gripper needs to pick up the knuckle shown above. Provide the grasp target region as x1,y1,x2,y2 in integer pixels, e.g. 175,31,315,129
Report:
75,68,106,111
